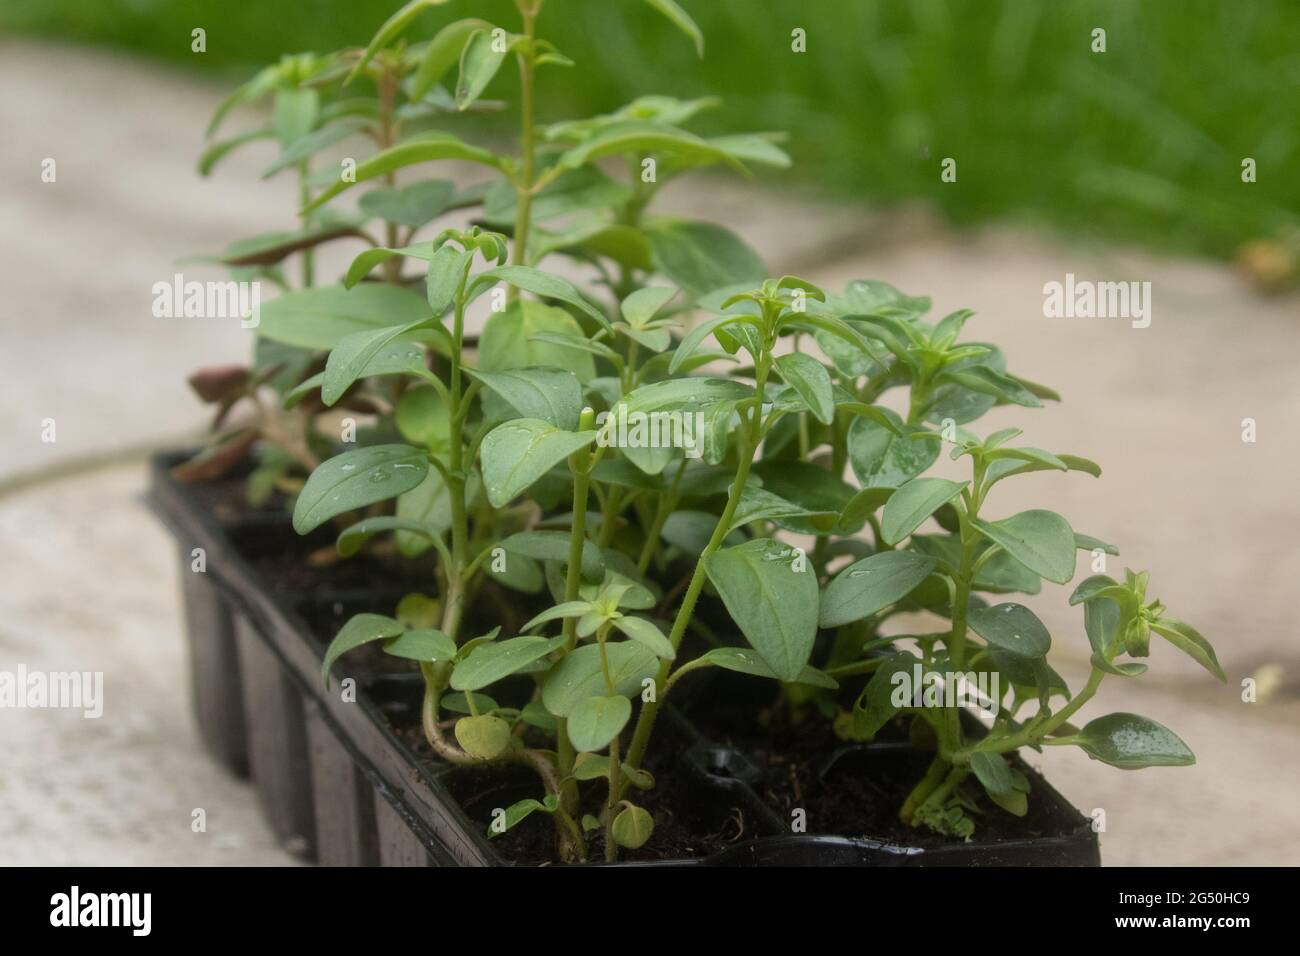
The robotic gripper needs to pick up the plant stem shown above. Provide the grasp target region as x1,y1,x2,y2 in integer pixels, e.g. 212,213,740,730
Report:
956,667,1106,760
914,766,970,819
560,408,597,654
623,357,772,773
823,657,887,678
949,514,977,671
554,408,597,800
596,626,624,862
420,662,584,860
899,754,949,824
510,5,538,276
596,486,621,548
376,66,401,283
637,458,687,573
441,292,471,641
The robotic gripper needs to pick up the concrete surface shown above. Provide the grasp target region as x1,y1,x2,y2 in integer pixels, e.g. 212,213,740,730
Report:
0,465,297,866
1,41,1296,866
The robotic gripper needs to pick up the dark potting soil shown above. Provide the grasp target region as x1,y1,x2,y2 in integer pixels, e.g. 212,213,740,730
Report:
239,528,435,597
438,734,757,866
677,673,1073,848
177,464,292,524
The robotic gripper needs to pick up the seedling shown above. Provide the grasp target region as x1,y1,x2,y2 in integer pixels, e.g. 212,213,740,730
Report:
195,0,1220,861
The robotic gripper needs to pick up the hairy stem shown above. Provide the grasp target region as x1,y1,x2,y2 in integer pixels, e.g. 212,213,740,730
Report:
624,356,772,773
899,754,949,824
441,292,471,640
510,5,538,275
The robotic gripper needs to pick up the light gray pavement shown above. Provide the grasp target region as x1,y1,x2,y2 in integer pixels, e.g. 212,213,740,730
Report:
1,41,1296,865
0,465,298,865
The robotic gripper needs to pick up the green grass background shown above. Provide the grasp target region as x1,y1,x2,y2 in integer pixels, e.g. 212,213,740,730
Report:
5,0,1298,259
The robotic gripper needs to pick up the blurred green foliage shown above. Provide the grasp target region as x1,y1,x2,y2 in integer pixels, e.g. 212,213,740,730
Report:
5,0,1297,258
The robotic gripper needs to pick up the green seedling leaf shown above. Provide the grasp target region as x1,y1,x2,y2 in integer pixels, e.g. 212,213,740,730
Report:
410,17,494,99
257,284,431,351
972,509,1077,584
468,367,583,430
819,551,937,628
611,616,675,659
542,643,658,716
614,377,754,419
454,714,512,759
396,593,441,629
348,0,454,83
359,180,455,228
383,628,456,663
1074,532,1119,556
272,87,318,149
699,647,837,689
668,315,749,372
320,613,404,684
344,242,435,289
500,531,605,581
967,603,1052,659
487,796,554,837
938,365,1042,408
644,0,704,56
611,804,655,849
558,121,736,172
730,485,833,533
969,751,1015,797
480,419,597,507
394,468,464,557
881,477,966,545
836,487,895,534
931,308,974,349
701,133,791,169
985,450,1101,487
521,601,593,633
1083,595,1146,676
848,409,939,489
455,27,519,110
566,695,633,752
336,516,439,557
450,635,565,691
322,319,435,406
468,264,609,330
981,446,1067,471
518,700,557,733
205,64,279,139
440,691,498,715
774,352,834,425
487,165,632,224
571,754,613,781
479,300,597,381
621,286,677,327
1149,618,1226,682
852,653,916,739
1072,713,1195,769
293,445,429,534
304,135,503,213
646,220,766,299
704,538,819,681
529,331,620,364
199,126,275,177
395,385,449,448
749,460,857,536
263,118,369,179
